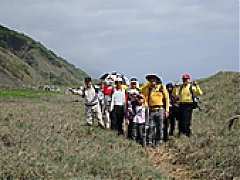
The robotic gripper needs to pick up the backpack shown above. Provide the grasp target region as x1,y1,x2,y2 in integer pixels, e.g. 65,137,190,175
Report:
179,84,199,109
148,84,167,109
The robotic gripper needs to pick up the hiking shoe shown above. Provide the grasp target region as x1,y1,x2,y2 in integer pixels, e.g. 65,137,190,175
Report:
98,122,105,129
86,122,93,126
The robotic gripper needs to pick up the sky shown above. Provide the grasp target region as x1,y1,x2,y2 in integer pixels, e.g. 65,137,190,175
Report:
0,0,239,82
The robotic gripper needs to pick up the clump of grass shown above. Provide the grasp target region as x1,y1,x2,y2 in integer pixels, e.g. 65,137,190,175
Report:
0,94,164,179
0,89,56,99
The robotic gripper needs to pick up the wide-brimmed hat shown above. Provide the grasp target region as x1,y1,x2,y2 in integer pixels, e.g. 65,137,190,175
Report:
99,73,110,80
145,74,161,83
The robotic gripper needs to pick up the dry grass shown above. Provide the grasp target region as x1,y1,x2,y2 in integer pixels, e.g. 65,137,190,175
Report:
0,71,239,180
0,92,164,179
154,71,240,180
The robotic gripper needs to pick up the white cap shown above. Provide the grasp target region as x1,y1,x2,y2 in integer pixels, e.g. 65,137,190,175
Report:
115,77,123,82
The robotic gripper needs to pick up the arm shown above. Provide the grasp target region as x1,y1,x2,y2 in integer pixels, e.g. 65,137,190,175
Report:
140,83,150,106
163,86,170,113
192,82,203,96
110,93,115,112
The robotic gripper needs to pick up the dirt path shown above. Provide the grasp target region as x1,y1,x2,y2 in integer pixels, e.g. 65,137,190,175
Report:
146,143,194,180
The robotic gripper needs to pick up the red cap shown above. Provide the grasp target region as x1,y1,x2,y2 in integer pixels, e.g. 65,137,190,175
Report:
182,73,191,80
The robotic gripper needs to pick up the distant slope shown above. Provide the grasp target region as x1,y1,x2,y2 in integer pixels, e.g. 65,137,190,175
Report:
0,25,88,87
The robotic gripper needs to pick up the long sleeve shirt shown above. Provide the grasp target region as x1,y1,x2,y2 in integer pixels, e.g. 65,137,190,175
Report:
84,86,98,106
110,88,126,111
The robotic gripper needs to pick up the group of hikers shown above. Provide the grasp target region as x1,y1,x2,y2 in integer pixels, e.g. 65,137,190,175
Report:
81,72,203,147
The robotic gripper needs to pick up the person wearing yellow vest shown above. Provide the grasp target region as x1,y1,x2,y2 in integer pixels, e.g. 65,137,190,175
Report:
175,73,203,137
141,74,170,147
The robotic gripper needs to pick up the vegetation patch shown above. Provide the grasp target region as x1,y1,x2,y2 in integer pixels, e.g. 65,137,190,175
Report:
0,89,55,99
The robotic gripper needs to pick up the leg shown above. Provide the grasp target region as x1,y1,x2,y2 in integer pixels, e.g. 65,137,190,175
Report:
147,112,156,147
169,108,175,136
105,108,111,129
95,105,104,127
155,109,165,145
132,122,138,141
182,105,188,135
163,115,169,142
128,119,133,139
111,107,118,131
178,105,184,136
185,105,193,137
116,106,124,135
85,106,93,125
138,123,145,146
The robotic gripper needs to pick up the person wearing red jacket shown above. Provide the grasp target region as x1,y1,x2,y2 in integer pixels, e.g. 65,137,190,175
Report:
102,80,114,129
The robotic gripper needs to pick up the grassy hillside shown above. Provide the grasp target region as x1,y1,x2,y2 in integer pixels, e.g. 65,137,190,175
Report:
0,25,88,87
155,71,240,179
0,71,239,179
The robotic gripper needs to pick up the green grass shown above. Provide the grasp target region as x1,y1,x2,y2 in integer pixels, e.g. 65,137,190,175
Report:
0,92,165,179
0,89,56,99
1,72,239,179
165,71,240,179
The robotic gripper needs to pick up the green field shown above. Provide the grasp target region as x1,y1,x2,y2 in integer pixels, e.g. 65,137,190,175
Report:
0,72,239,179
0,89,56,98
0,91,164,179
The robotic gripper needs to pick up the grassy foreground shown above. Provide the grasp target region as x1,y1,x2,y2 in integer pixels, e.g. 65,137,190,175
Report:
0,91,164,179
0,72,239,179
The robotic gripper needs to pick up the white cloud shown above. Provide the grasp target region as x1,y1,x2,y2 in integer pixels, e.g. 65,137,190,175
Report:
0,0,238,81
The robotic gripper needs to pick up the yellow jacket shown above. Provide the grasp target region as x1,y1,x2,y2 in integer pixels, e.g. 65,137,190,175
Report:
141,82,170,112
174,83,203,103
121,84,128,91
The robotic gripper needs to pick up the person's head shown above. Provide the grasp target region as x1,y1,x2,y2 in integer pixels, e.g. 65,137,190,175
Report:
94,85,100,93
84,77,92,88
137,94,145,106
130,78,138,89
98,81,104,89
115,78,123,89
146,74,161,88
149,78,157,88
166,83,174,93
182,73,191,85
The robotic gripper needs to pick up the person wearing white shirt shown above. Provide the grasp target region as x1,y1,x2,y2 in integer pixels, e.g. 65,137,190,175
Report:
132,94,146,146
110,78,126,135
82,77,105,128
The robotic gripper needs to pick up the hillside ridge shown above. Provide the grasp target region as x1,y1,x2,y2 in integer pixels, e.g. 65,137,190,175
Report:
0,25,88,87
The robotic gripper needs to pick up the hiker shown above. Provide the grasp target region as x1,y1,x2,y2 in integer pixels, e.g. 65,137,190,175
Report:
131,94,146,146
102,79,114,129
163,83,180,141
110,77,126,135
126,78,140,139
94,84,104,113
175,73,203,137
82,77,105,128
141,74,170,147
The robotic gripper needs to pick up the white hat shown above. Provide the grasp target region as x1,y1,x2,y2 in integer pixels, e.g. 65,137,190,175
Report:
115,77,123,82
